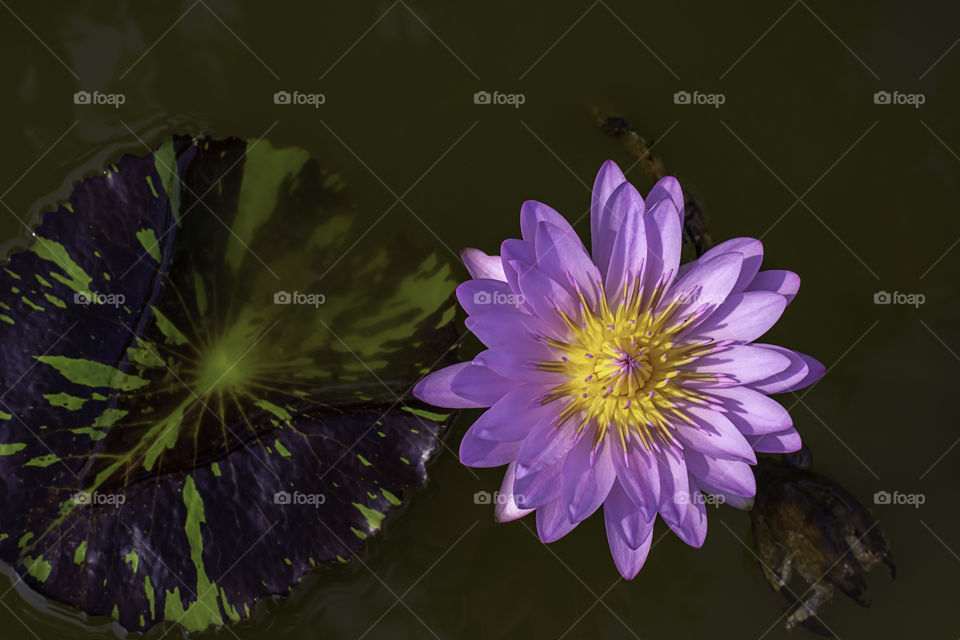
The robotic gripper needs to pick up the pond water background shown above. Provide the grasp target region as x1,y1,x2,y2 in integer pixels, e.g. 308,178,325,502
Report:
0,1,957,638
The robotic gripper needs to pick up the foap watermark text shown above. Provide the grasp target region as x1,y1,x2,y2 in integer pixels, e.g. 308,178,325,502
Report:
874,290,924,308
274,90,326,108
473,290,524,308
473,490,523,505
274,490,326,507
473,90,525,108
73,491,126,507
274,291,326,308
74,90,125,108
874,490,925,508
74,290,125,308
674,90,725,108
676,492,726,507
873,90,925,108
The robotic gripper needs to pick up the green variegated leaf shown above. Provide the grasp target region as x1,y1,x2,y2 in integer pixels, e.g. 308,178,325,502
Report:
0,135,459,632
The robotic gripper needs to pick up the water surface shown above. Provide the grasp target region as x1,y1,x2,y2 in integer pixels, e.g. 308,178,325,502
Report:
0,1,957,637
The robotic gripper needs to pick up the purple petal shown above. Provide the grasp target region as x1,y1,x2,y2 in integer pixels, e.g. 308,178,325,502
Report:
747,269,800,304
515,262,579,336
535,221,602,306
536,496,579,543
686,291,787,343
590,160,628,270
516,412,578,477
697,237,764,292
495,462,534,522
606,519,654,579
684,452,756,497
476,343,564,384
610,438,661,521
414,362,487,409
673,406,756,464
664,252,743,321
645,175,685,225
459,427,521,468
601,182,646,303
470,385,556,442
520,200,573,243
561,432,616,524
605,490,655,578
749,345,825,394
465,310,544,347
706,386,792,435
607,528,654,580
461,247,506,281
603,480,654,549
696,478,754,509
747,427,802,453
642,199,683,294
665,474,708,548
656,445,690,525
448,363,517,407
515,458,563,509
687,344,793,387
500,238,537,303
457,279,522,315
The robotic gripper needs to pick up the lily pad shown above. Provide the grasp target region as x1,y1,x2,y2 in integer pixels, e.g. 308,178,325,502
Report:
0,135,459,632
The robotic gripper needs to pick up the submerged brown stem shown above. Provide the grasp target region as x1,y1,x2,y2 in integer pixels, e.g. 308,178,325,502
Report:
593,108,714,257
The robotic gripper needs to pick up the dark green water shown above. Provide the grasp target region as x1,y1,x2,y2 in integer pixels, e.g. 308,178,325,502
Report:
0,1,957,637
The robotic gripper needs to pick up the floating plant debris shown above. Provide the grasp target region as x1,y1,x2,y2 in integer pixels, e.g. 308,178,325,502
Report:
752,449,895,635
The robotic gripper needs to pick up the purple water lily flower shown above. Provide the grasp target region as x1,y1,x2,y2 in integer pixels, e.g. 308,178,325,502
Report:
414,161,825,578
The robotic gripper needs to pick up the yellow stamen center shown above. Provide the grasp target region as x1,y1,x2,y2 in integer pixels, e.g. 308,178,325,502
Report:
538,277,725,452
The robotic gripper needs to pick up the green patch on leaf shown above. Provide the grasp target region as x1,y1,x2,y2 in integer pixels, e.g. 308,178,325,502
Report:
74,541,87,564
24,555,52,582
353,503,385,531
43,392,86,410
33,355,149,391
25,454,60,468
